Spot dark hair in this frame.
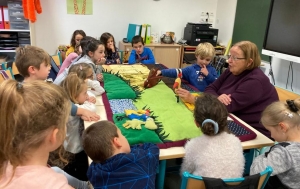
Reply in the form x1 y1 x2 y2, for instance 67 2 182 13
82 121 118 163
100 32 117 53
131 35 144 46
70 30 86 48
77 36 104 60
194 93 228 136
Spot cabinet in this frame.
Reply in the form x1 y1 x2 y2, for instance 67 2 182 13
119 41 182 68
180 45 226 68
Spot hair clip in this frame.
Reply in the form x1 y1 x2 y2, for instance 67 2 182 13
80 65 83 70
16 82 23 91
285 111 293 118
286 99 299 112
202 119 219 134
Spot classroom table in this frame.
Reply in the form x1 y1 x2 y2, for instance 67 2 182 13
84 96 274 189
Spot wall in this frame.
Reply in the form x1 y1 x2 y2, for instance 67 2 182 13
34 0 219 54
215 0 237 47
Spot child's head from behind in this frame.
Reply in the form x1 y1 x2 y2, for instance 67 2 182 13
100 32 116 51
195 42 215 67
68 63 93 80
194 93 228 136
0 80 70 169
15 46 51 80
131 35 144 55
261 99 300 142
82 121 130 163
71 30 86 47
81 36 105 63
60 73 88 104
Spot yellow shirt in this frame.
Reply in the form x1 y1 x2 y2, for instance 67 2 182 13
66 46 75 57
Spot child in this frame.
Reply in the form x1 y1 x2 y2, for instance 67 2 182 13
100 32 120 64
82 120 159 188
181 93 245 178
60 74 96 181
250 99 300 189
128 35 155 64
54 36 106 85
58 43 82 76
157 42 218 93
66 29 86 57
0 80 72 188
69 63 105 96
15 46 51 82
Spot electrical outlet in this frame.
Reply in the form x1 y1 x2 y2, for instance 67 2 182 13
209 12 214 17
201 12 206 16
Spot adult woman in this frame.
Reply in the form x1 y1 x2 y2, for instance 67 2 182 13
178 41 278 138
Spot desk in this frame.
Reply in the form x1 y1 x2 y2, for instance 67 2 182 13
85 96 274 189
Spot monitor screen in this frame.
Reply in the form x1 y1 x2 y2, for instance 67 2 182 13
263 0 300 61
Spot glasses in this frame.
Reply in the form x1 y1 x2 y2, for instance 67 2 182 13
228 55 246 61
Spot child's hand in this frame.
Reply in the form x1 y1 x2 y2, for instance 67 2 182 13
110 44 115 52
116 59 121 64
97 73 103 82
200 64 209 76
96 58 106 65
156 70 162 76
88 96 96 104
81 109 100 121
218 94 231 105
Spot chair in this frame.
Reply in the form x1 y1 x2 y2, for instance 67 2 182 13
0 68 14 83
51 54 62 67
180 166 273 189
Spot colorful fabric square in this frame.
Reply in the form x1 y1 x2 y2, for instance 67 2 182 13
113 114 162 145
109 99 137 114
103 72 137 100
134 81 202 141
228 115 257 142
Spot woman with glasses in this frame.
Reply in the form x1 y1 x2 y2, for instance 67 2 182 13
204 41 278 138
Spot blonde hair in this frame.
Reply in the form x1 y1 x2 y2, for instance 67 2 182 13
233 41 261 69
194 42 215 59
0 80 70 177
68 63 93 80
15 46 50 77
60 73 87 104
261 99 300 128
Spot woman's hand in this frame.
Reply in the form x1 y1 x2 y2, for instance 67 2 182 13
176 88 196 104
218 94 231 105
96 73 103 82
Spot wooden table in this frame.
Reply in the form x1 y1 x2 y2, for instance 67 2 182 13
85 96 274 189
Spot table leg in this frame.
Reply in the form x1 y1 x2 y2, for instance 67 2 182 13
156 160 167 189
244 149 254 176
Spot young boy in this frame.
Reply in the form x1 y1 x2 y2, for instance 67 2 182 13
15 46 99 121
157 42 218 92
82 120 159 188
128 35 156 64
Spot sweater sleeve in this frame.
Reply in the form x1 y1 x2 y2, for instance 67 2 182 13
141 48 155 64
128 50 137 64
205 67 218 84
71 102 78 116
87 79 105 96
76 102 97 113
106 51 120 64
66 46 75 57
161 68 179 78
250 145 292 176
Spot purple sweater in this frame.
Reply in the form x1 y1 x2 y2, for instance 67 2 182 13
205 68 278 138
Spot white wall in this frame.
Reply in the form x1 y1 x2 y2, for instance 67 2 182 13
215 0 237 47
34 0 219 54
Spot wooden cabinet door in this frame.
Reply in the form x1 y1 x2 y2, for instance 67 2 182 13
153 46 181 68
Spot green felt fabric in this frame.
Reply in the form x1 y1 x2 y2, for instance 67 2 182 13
103 73 136 100
113 114 163 145
134 81 202 141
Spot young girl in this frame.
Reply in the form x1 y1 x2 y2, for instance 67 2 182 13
0 80 72 188
66 30 86 57
181 93 245 178
100 32 120 64
60 74 96 180
68 63 105 96
250 99 300 189
54 36 106 85
58 43 82 76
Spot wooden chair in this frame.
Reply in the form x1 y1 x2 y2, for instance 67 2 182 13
275 86 300 101
51 54 62 67
181 166 273 189
12 62 20 75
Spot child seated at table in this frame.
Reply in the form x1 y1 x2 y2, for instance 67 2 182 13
82 120 159 188
250 99 300 189
156 42 218 92
181 93 245 178
128 35 155 64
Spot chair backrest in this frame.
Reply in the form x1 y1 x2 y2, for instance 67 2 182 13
51 54 62 67
181 166 273 189
275 86 300 102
